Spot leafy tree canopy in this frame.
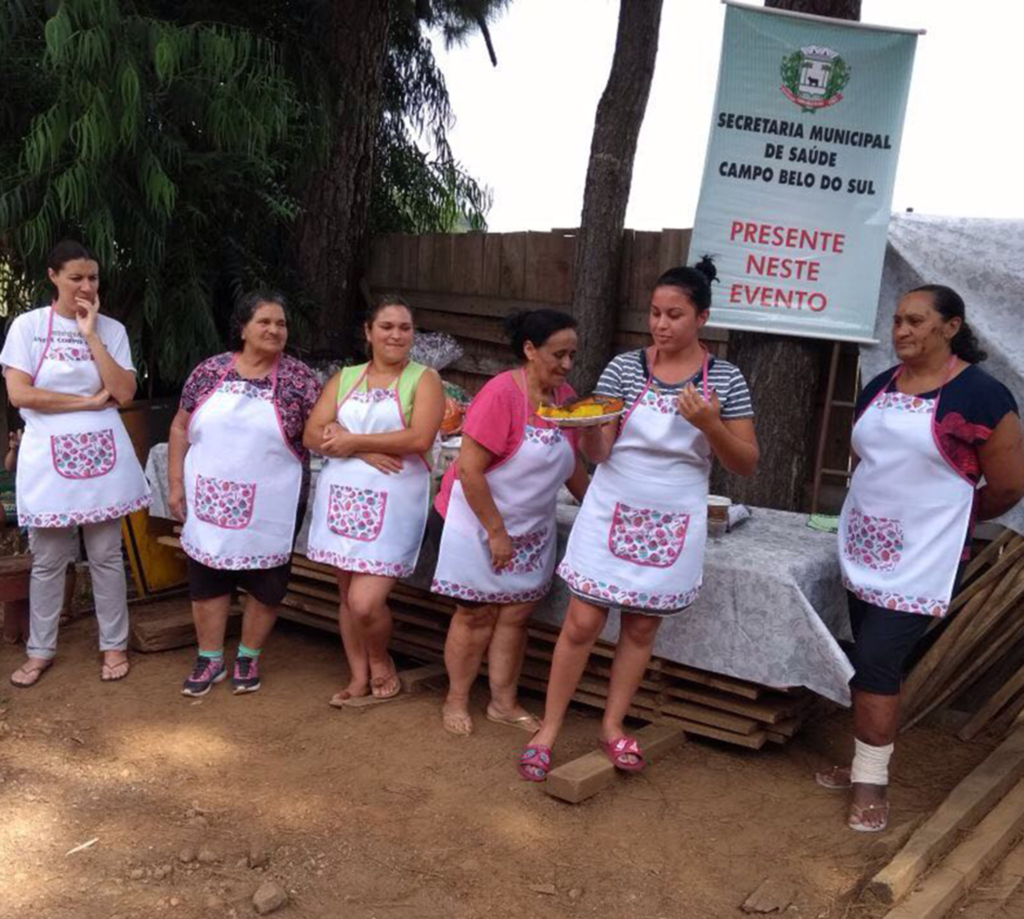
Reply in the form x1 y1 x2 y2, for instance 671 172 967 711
0 0 501 389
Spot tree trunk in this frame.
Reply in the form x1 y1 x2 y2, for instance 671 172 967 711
710 0 860 511
294 1 393 357
570 0 663 394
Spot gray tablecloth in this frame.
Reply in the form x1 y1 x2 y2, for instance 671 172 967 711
145 444 854 704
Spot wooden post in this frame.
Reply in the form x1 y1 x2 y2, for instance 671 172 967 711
810 341 842 514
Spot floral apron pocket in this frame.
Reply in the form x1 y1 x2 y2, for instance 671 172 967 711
497 526 549 576
843 508 904 572
608 502 690 568
194 474 257 530
327 484 387 542
51 429 117 479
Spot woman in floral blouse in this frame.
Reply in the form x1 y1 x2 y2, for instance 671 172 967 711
167 290 320 697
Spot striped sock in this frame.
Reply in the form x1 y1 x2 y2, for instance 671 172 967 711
237 644 261 659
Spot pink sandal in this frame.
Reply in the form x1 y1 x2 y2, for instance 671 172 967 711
518 745 552 782
600 736 645 773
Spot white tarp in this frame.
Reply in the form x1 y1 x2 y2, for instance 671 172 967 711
865 212 1024 534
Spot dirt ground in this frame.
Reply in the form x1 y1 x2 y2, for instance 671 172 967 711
0 611 1000 919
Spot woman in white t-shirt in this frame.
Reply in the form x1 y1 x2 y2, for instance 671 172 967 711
0 240 150 687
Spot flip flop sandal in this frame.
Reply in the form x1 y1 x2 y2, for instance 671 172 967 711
369 657 401 700
443 705 473 736
848 801 890 833
518 745 552 782
100 658 130 682
815 765 852 790
329 689 367 709
599 736 646 773
485 706 541 733
10 661 52 688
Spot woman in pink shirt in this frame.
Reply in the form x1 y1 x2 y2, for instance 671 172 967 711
431 310 589 735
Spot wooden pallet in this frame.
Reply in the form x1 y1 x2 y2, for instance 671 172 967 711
156 539 810 748
902 533 1024 737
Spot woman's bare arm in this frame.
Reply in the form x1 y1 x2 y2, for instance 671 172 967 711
4 368 111 414
976 413 1024 520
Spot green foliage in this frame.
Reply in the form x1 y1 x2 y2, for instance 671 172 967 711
0 0 498 389
372 8 492 234
825 56 851 100
0 0 300 386
780 50 802 93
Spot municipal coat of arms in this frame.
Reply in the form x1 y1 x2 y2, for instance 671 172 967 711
780 45 850 112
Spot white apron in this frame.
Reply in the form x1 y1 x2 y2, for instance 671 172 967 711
432 372 576 605
181 355 302 570
306 367 431 578
16 307 150 528
558 349 712 613
839 359 975 617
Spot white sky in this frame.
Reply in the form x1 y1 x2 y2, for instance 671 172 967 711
432 0 1024 232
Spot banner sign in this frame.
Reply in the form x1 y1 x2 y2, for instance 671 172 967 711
690 2 920 342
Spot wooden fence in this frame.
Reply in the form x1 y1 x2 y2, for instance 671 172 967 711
365 228 858 512
365 228 727 395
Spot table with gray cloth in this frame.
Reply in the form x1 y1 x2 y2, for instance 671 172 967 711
146 443 855 703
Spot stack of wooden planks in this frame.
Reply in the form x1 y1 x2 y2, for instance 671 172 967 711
280 554 811 750
155 534 812 747
902 529 1024 739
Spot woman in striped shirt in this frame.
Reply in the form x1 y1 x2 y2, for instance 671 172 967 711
518 258 759 781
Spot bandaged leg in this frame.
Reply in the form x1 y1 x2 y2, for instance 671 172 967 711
850 738 894 785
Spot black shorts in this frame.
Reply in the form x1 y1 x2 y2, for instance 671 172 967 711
845 565 965 695
187 557 293 607
845 592 932 695
425 506 445 556
186 499 306 607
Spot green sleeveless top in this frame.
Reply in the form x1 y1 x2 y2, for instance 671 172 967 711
336 361 428 425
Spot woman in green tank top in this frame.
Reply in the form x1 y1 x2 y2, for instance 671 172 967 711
304 296 445 705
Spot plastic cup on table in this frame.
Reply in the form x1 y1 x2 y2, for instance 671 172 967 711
707 495 732 540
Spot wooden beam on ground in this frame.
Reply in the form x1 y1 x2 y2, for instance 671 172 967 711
544 722 686 804
956 837 1024 919
129 597 239 652
868 726 1024 906
882 776 1024 919
958 659 1024 741
398 662 447 694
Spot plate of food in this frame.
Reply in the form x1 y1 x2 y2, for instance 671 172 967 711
536 395 625 427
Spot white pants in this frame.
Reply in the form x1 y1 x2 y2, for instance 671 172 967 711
27 518 129 659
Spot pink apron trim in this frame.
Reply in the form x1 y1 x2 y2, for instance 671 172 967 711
186 354 237 435
620 347 710 428
482 369 560 475
188 353 299 463
870 356 972 486
337 364 371 405
267 356 302 464
50 429 118 479
338 363 430 471
391 365 432 472
30 306 56 383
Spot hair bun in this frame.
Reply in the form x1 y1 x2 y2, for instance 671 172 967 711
502 310 528 340
693 255 718 284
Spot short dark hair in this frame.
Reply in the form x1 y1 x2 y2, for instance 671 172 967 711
230 289 287 350
907 284 987 364
46 239 97 274
653 255 718 314
503 309 576 360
